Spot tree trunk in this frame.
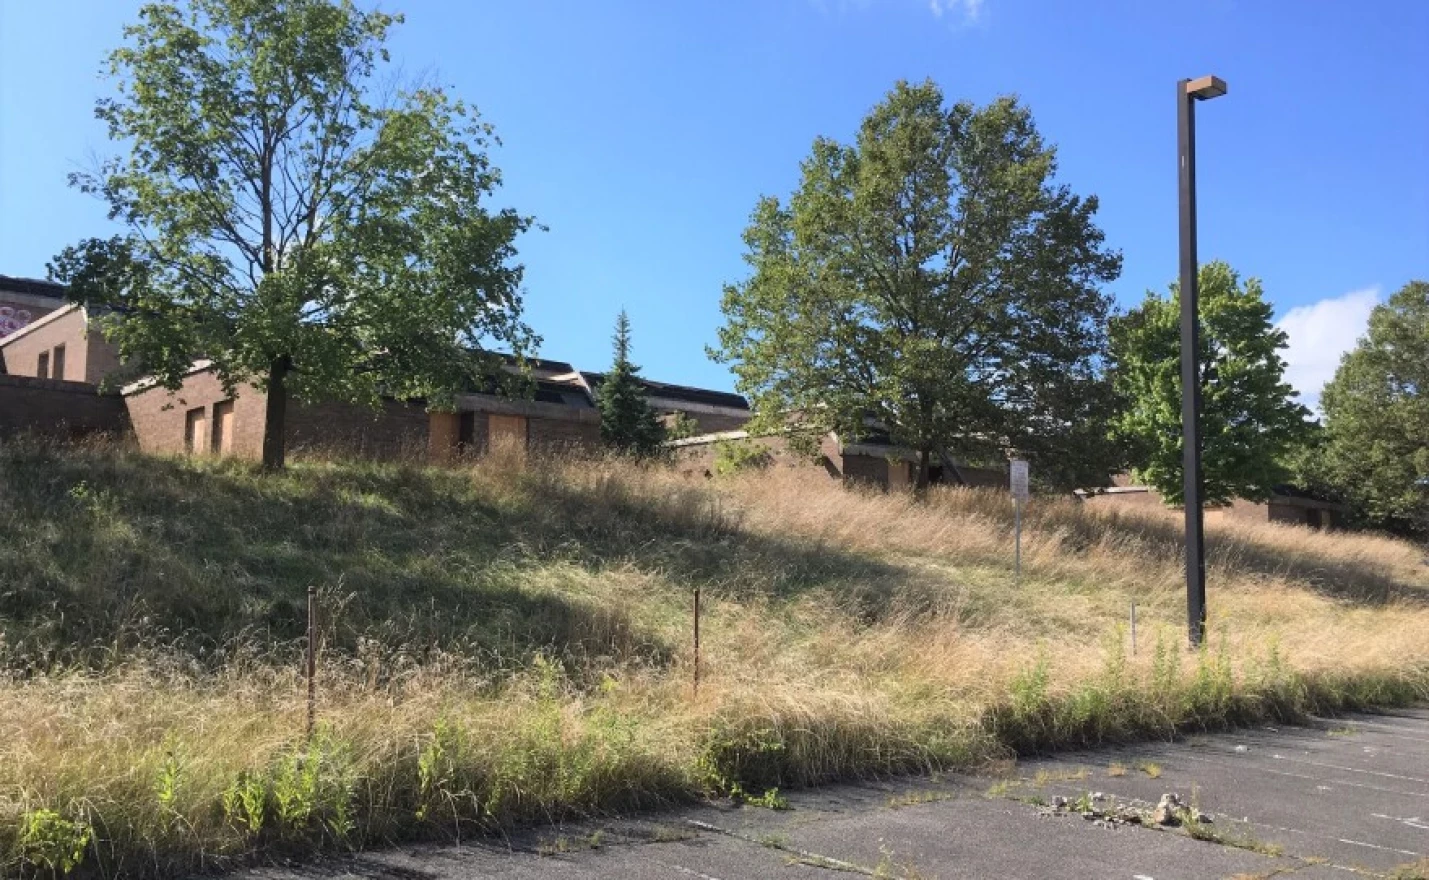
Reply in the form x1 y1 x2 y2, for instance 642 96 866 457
915 446 931 496
262 355 291 471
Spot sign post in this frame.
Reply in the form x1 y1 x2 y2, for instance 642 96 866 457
1010 459 1029 582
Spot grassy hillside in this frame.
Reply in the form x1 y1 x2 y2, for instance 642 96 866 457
3 437 1428 877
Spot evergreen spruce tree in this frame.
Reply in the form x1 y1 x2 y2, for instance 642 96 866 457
598 311 665 456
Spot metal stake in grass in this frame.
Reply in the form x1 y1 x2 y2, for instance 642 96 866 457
692 586 701 696
306 585 317 737
1130 602 1138 656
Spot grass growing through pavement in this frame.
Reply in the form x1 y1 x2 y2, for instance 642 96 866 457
2 436 1428 877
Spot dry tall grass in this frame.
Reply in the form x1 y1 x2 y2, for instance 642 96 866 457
2 438 1427 877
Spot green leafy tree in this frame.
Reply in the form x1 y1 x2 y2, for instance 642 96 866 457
52 0 536 469
597 310 664 456
710 80 1123 492
1109 262 1311 506
1319 280 1429 535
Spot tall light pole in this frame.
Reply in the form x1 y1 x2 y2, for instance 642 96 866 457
1178 74 1226 648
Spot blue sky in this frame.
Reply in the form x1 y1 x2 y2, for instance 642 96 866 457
2 0 1426 403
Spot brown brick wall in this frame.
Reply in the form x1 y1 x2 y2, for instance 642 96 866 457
955 465 1008 489
529 416 601 452
124 370 267 458
842 452 890 487
0 308 87 380
0 374 129 438
84 327 126 386
0 307 125 385
128 368 433 461
461 411 490 454
286 398 429 459
1081 489 1168 513
670 410 750 434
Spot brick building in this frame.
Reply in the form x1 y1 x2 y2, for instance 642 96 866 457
121 361 603 461
0 272 748 464
0 374 130 439
0 274 68 343
671 428 1007 491
555 371 751 434
0 303 127 385
0 281 133 441
1078 476 1349 530
119 354 748 462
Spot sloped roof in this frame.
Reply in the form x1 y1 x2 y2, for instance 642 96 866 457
579 371 748 410
497 352 575 375
0 274 67 300
465 370 593 408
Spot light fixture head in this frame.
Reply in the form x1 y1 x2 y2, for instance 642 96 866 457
1185 75 1228 100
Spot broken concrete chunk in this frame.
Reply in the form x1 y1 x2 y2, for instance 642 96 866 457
1151 793 1183 826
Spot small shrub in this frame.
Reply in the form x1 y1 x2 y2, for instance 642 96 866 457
713 441 773 477
154 747 183 814
19 808 91 876
222 770 267 836
416 716 469 822
271 726 357 842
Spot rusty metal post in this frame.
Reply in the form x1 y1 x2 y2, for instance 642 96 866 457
692 586 701 696
306 585 317 737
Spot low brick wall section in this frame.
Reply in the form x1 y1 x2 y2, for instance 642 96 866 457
287 398 430 459
124 370 268 458
0 375 130 439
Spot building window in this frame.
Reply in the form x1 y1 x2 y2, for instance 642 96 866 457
185 407 209 454
212 400 235 455
37 351 49 379
51 344 66 381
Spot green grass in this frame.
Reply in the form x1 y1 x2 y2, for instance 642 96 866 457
2 436 1428 878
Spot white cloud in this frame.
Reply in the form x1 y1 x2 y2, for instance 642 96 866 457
811 0 985 24
929 0 983 22
1276 287 1380 411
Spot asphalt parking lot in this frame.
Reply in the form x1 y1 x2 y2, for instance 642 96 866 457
237 708 1429 879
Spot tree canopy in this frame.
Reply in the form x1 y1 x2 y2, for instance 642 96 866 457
1318 280 1429 535
596 310 665 457
53 0 536 468
710 80 1123 492
1108 262 1311 506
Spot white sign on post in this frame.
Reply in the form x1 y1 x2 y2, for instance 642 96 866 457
1010 459 1029 583
1010 459 1030 502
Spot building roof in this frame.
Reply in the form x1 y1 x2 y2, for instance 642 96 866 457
465 371 594 408
497 353 575 375
532 378 594 408
578 371 749 411
0 274 67 300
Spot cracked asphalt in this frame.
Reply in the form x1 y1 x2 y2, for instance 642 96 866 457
233 708 1429 879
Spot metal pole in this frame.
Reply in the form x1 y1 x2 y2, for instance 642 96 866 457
1014 498 1022 582
306 585 317 737
1130 602 1138 656
692 586 701 696
1178 80 1207 649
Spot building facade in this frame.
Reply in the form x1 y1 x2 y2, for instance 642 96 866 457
0 275 68 343
0 304 126 385
1079 478 1349 530
670 429 1007 492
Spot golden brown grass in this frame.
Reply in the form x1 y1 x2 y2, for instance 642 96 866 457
1 439 1427 877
